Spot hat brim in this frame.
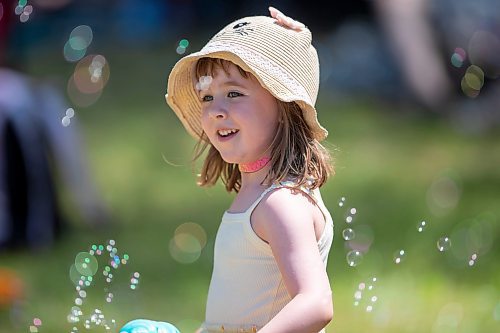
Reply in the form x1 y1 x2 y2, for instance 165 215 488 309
166 49 328 142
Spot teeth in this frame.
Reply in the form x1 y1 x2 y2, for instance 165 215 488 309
218 129 238 137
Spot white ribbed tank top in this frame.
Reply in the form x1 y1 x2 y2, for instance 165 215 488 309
201 182 334 333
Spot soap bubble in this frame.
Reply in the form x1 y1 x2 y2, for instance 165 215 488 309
346 250 363 267
468 253 478 266
437 236 452 252
393 249 406 264
417 220 427 232
342 228 355 241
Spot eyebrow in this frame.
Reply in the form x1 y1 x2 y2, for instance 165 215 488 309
221 80 247 88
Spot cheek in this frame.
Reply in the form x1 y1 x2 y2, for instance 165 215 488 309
259 105 280 133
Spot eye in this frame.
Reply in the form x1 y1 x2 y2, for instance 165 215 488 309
201 95 213 102
228 91 243 98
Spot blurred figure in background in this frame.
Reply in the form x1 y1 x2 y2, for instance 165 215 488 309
0 0 109 251
315 0 500 133
373 0 500 132
373 0 454 113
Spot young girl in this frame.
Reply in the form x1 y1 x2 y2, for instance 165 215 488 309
166 7 334 333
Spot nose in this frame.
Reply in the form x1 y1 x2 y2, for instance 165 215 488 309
206 100 227 120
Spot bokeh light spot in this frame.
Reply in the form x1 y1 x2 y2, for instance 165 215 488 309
460 76 480 98
75 252 98 276
179 39 189 48
427 171 461 216
63 25 93 62
176 38 190 55
64 40 87 62
67 53 107 108
170 233 202 264
464 65 484 90
346 224 374 253
69 25 93 49
66 107 75 118
169 221 207 263
451 53 464 68
73 54 110 94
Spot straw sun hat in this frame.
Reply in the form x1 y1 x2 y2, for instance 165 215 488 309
165 8 328 141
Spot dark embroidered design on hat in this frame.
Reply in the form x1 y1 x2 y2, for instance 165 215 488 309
232 21 254 36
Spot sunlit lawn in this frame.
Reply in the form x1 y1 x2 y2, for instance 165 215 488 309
1 47 499 333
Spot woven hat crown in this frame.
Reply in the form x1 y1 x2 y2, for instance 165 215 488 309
166 15 328 141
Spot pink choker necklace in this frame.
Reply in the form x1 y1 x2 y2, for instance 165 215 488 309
239 156 271 173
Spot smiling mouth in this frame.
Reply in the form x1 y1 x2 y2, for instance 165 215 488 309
217 129 239 137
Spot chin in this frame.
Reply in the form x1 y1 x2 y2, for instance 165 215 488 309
218 152 242 165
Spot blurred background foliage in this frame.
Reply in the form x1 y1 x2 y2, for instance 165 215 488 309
0 1 499 333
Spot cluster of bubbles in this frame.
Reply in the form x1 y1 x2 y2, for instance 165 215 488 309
130 272 140 290
15 0 33 23
62 24 110 109
29 318 42 333
169 222 207 264
83 309 115 330
65 240 138 331
339 197 363 267
176 39 190 55
61 108 75 127
353 278 378 313
452 30 500 98
334 194 477 317
339 194 495 325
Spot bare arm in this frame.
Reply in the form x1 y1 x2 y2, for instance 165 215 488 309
252 189 333 333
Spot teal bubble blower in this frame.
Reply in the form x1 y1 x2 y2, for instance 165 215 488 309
119 319 180 333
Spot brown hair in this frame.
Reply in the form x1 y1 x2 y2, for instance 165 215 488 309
193 58 333 193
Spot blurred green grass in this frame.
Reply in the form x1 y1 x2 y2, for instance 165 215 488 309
1 46 499 333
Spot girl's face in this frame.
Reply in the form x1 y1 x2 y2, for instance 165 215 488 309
199 63 279 164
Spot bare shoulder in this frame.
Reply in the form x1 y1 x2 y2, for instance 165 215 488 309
251 187 317 242
259 187 316 216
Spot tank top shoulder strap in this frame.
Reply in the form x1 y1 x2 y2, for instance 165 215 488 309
246 181 320 215
245 183 282 214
